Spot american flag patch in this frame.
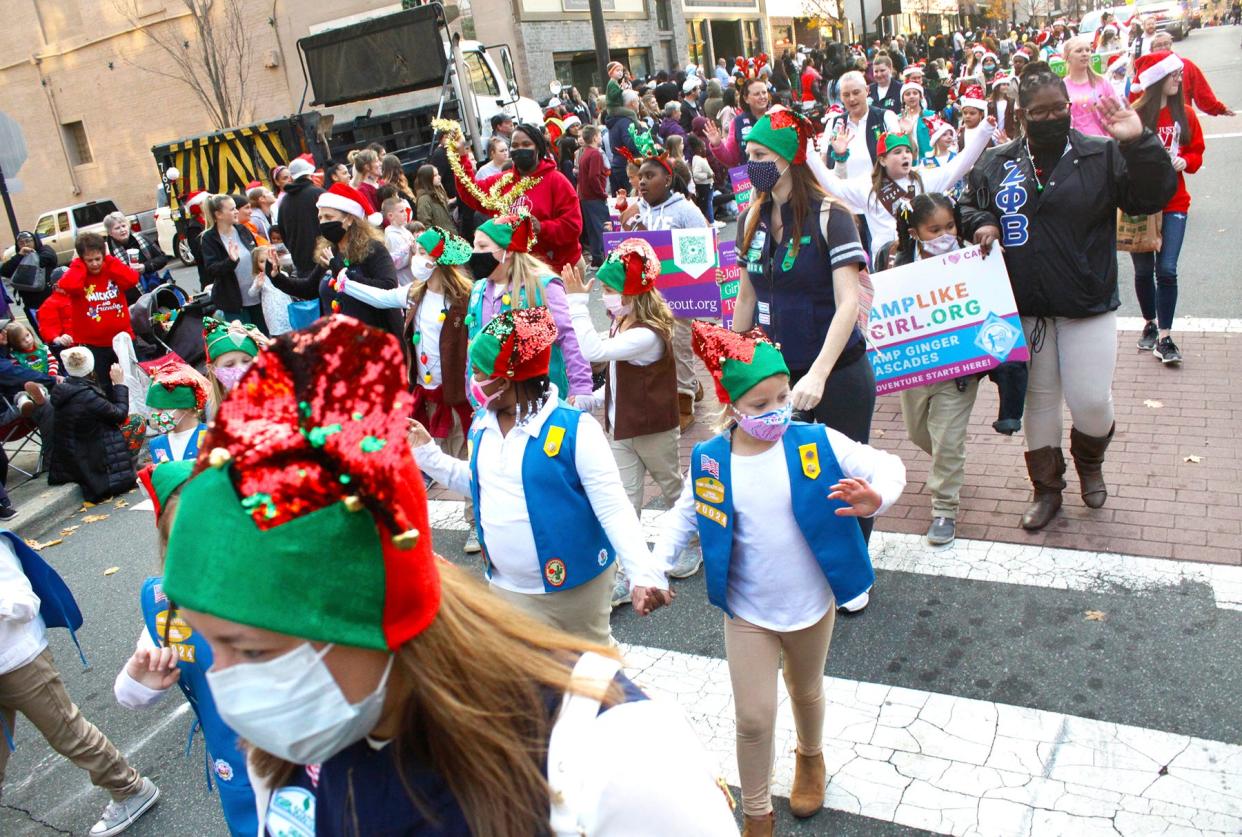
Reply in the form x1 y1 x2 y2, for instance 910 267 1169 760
700 454 720 479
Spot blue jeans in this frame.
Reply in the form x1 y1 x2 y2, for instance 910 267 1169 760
1130 212 1187 331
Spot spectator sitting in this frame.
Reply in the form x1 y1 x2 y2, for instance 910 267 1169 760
47 347 135 503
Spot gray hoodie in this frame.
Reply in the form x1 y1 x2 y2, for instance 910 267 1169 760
636 192 707 231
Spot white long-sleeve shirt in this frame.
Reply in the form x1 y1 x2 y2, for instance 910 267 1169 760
818 122 993 259
414 385 667 593
650 425 906 631
567 296 664 428
0 538 46 675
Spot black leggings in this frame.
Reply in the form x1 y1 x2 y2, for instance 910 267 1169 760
791 353 877 542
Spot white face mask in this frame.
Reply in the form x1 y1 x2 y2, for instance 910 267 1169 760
920 233 959 256
206 643 393 765
411 258 436 281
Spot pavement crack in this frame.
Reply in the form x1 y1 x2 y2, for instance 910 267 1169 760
1 802 76 836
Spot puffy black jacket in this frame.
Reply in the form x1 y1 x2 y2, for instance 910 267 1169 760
270 238 404 338
48 378 136 503
958 129 1176 319
276 178 326 276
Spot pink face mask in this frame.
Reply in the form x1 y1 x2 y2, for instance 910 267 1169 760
469 376 502 409
214 362 251 392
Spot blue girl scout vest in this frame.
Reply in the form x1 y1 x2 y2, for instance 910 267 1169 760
141 577 257 836
467 402 615 592
148 424 207 464
467 276 568 396
690 423 875 616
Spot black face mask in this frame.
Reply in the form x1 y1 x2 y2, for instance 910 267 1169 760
318 220 347 244
511 148 538 172
470 250 501 278
1025 115 1071 150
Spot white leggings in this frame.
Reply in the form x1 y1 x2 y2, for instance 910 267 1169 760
1021 312 1116 450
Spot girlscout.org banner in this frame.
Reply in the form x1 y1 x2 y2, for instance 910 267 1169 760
868 245 1028 395
603 229 720 319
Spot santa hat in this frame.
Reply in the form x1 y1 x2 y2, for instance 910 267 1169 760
927 117 957 146
146 358 209 413
1132 51 1184 93
691 321 789 405
61 346 95 378
203 317 261 364
287 153 316 180
477 210 537 253
876 132 915 157
469 307 557 381
164 317 439 652
137 461 194 521
597 238 660 297
959 84 988 111
900 81 926 105
317 182 378 224
417 227 473 266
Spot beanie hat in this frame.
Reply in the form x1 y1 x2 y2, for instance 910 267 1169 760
163 317 440 652
469 307 557 381
203 317 261 363
744 106 814 164
478 210 537 253
959 84 988 111
691 321 789 404
597 238 660 297
137 460 194 520
876 132 915 157
1132 51 1184 93
146 358 209 412
317 182 376 221
287 154 316 180
61 346 95 378
416 227 473 265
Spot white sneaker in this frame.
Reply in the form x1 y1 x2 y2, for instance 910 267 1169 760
611 574 632 608
668 547 703 579
90 778 159 836
463 531 481 554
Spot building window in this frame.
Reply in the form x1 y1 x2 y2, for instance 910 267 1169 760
654 0 671 30
62 121 93 166
687 19 704 66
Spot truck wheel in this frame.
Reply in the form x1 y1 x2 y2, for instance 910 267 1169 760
175 233 195 267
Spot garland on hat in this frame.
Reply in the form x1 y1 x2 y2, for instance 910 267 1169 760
433 118 541 214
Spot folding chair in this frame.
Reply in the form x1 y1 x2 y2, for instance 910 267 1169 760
0 395 46 486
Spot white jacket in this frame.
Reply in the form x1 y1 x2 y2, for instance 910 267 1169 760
0 537 48 675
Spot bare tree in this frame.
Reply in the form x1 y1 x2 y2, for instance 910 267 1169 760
113 0 252 129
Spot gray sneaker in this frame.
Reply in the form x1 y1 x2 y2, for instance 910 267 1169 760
668 547 703 579
926 516 956 546
90 778 159 836
610 571 632 608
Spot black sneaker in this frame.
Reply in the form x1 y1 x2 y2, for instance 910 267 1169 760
0 506 16 521
1137 321 1159 351
1154 336 1182 364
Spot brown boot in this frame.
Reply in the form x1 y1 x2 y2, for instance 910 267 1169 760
789 750 825 817
678 392 696 431
1070 424 1114 509
741 812 775 837
1021 446 1066 531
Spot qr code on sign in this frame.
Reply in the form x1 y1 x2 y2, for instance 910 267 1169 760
677 235 708 264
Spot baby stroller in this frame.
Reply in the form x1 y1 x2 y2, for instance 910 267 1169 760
128 282 211 369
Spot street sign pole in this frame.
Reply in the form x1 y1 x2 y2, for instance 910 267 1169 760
588 0 611 89
0 162 19 242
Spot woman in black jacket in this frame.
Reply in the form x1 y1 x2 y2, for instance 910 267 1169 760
0 230 57 332
48 348 136 503
200 194 267 332
959 62 1177 532
270 183 404 337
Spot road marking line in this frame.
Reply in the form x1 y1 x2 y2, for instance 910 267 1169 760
1116 317 1242 334
427 500 1242 609
622 643 1242 836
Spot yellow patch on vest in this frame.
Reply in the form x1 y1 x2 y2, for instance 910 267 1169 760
694 477 726 504
543 425 566 457
799 443 821 480
695 501 728 527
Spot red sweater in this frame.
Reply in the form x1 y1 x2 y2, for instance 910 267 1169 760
454 156 584 271
36 288 75 344
1154 107 1204 214
56 255 138 347
1182 58 1229 117
576 145 609 202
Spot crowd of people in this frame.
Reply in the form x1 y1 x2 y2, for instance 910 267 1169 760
0 11 1233 837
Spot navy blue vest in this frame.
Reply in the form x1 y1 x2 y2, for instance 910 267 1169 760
690 424 875 616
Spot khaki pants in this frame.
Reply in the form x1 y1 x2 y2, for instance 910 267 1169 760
489 563 617 646
609 429 684 514
673 319 698 397
899 378 980 518
723 610 835 817
0 649 142 800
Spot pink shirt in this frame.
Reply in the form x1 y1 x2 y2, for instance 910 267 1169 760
1065 76 1118 137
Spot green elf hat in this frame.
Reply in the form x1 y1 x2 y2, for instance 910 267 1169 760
876 132 915 157
145 358 209 413
597 238 660 297
417 227 473 266
163 316 440 652
691 320 789 404
745 106 814 164
137 460 195 520
203 317 261 364
477 210 537 254
469 307 557 381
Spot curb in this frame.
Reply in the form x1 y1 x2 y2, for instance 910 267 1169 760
7 480 83 540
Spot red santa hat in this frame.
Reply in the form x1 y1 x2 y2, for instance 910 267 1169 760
959 85 988 112
317 183 381 226
1131 51 1184 93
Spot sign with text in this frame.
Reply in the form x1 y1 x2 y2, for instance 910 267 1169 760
867 245 1027 395
717 240 739 330
728 166 753 214
603 228 721 319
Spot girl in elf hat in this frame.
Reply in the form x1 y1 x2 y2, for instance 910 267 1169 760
560 240 703 607
468 211 594 400
144 359 209 464
163 316 732 835
412 307 672 643
650 321 905 837
202 317 265 420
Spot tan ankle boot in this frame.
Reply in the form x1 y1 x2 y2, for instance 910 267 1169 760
789 751 826 817
741 811 775 837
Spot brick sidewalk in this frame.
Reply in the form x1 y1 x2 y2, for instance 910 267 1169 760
431 329 1242 565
